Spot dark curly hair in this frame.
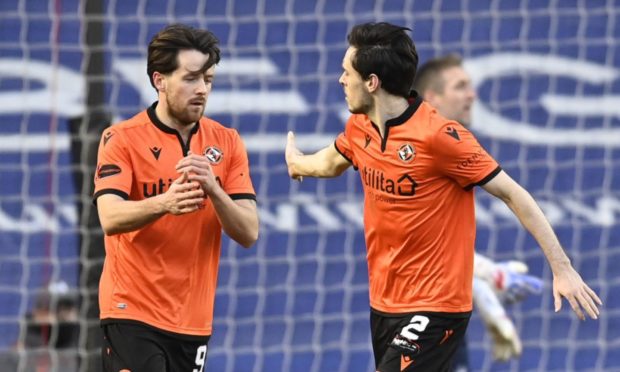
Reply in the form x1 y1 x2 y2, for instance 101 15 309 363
347 22 418 98
147 24 220 91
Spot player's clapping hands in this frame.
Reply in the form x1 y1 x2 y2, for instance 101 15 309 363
176 151 220 196
162 171 204 215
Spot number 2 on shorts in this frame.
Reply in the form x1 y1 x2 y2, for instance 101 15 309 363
400 315 430 341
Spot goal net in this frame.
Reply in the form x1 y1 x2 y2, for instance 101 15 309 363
0 0 618 371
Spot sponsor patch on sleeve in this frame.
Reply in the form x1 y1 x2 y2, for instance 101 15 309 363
97 164 122 179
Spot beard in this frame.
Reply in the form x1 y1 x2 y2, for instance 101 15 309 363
346 90 372 115
166 95 205 126
349 102 371 115
348 98 372 115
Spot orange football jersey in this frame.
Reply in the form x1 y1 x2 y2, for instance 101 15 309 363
94 103 255 336
335 96 500 314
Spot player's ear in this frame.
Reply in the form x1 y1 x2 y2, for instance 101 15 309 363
366 74 380 93
153 71 166 93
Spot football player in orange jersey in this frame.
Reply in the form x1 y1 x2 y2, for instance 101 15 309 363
94 24 258 372
285 22 600 372
415 54 544 370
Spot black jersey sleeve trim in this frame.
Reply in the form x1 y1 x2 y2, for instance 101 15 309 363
93 189 129 205
333 142 358 171
464 166 502 191
230 193 257 201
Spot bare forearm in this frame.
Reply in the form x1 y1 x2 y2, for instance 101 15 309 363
289 147 349 178
484 171 601 320
290 154 333 177
97 175 204 235
208 187 258 248
98 195 166 235
502 186 571 273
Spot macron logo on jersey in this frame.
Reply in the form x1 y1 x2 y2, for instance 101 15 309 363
103 132 114 146
445 126 460 141
150 146 162 160
364 134 371 149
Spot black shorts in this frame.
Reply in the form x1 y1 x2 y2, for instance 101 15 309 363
370 309 471 372
102 321 211 372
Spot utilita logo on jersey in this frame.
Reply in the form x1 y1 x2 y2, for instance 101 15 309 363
143 178 177 198
142 177 222 198
362 166 418 197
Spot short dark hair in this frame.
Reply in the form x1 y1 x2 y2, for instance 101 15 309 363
147 24 221 90
413 54 463 95
347 22 418 98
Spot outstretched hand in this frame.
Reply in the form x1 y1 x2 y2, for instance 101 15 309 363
285 131 303 182
553 265 602 320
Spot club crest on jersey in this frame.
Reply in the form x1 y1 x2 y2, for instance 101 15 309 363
203 146 224 164
397 143 415 163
